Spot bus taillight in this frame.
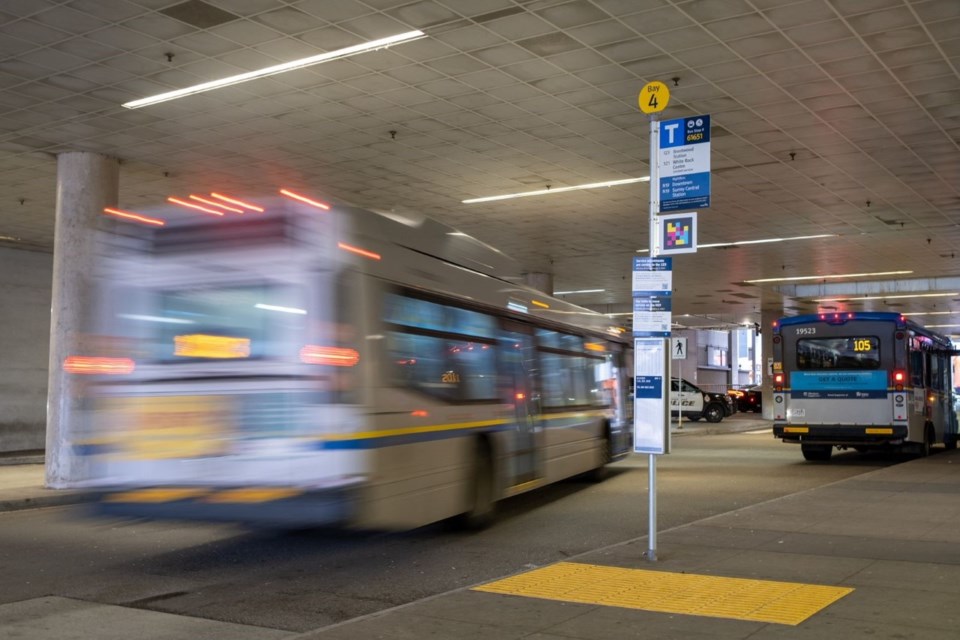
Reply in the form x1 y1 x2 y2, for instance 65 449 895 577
774 373 784 391
63 356 135 375
299 345 359 366
893 370 905 391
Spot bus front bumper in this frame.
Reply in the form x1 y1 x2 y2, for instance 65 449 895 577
90 485 359 528
773 424 908 446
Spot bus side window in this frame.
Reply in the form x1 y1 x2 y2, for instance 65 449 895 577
910 350 923 387
930 353 943 391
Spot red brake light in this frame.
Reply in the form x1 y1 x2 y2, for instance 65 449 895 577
893 370 905 390
63 356 135 375
300 345 359 366
774 373 784 390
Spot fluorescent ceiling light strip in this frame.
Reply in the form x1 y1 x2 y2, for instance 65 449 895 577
701 234 836 249
463 177 649 204
746 270 913 284
123 30 426 109
636 233 835 253
903 311 954 316
555 289 605 295
926 324 960 328
814 292 959 302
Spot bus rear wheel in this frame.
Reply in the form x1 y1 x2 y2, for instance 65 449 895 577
454 440 495 530
801 444 832 462
585 429 611 482
919 424 934 458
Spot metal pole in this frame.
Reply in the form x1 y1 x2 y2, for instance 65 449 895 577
648 453 657 560
647 114 659 562
677 359 682 429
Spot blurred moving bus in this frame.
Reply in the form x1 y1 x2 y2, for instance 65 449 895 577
772 312 959 461
75 190 632 529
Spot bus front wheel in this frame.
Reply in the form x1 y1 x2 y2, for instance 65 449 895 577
801 444 832 462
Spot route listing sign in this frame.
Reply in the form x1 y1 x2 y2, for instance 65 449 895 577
632 256 672 338
659 114 711 212
633 338 670 455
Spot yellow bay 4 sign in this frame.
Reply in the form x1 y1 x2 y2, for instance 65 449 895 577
638 81 670 115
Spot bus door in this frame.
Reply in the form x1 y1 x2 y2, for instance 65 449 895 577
950 351 960 444
927 350 952 441
500 322 541 486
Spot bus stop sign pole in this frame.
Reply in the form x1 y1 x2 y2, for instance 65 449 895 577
637 81 671 562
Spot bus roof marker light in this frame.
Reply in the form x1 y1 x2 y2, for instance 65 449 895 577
280 189 330 210
103 207 165 227
210 193 265 212
337 241 381 261
189 195 243 213
168 197 224 216
121 30 427 109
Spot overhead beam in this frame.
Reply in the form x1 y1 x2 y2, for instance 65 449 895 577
777 277 960 299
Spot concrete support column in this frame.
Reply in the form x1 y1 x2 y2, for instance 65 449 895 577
760 307 782 421
523 271 553 295
46 152 119 488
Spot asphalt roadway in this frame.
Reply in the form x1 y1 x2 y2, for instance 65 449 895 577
0 414 957 639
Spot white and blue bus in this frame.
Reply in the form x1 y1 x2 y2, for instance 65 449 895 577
72 189 632 529
772 312 959 461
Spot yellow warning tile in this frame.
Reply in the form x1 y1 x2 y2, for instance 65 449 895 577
472 562 853 626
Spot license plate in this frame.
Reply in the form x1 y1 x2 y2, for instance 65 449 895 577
114 396 230 459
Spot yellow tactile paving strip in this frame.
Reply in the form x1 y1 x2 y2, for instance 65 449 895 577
472 562 853 626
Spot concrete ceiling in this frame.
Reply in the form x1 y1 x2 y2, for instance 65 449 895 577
1 0 958 331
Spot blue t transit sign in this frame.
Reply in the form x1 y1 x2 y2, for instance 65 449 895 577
659 115 711 212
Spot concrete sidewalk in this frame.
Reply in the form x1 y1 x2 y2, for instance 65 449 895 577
291 447 960 640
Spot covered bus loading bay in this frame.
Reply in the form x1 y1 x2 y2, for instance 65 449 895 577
0 0 958 476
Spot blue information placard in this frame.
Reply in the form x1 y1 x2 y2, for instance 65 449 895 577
789 370 888 399
659 114 710 213
635 375 663 399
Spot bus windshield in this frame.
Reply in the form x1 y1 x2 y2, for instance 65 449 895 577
796 336 880 370
115 284 307 363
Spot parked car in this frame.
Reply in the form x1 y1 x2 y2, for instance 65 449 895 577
671 378 735 423
728 385 762 413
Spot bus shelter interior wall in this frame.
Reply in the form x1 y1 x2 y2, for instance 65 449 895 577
0 247 52 452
